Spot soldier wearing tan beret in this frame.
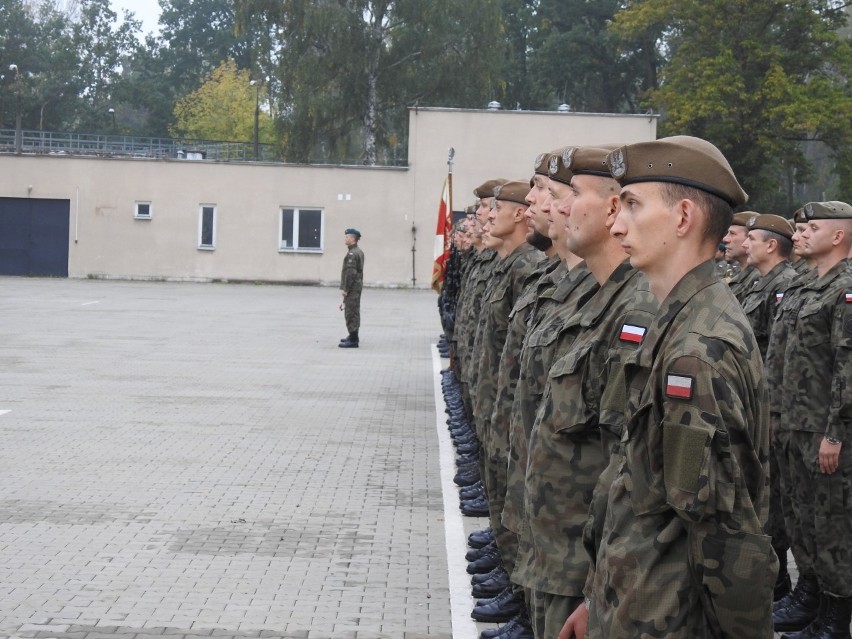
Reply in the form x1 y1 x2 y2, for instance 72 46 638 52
564 136 776 639
723 211 760 301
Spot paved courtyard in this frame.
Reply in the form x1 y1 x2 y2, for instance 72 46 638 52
0 278 474 639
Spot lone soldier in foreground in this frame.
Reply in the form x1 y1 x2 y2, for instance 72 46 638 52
563 136 776 639
339 228 364 348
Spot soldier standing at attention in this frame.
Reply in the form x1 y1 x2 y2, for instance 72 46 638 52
723 211 761 301
339 228 364 348
563 136 776 639
770 201 852 639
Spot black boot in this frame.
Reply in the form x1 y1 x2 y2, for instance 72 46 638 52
339 332 359 348
810 595 852 639
775 548 793 602
781 594 829 639
774 574 821 632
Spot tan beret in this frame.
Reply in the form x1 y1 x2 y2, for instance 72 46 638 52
793 208 808 224
732 211 758 227
547 147 574 185
561 144 620 177
474 178 508 199
465 204 476 216
494 180 530 206
605 135 748 207
746 214 794 239
803 201 852 220
533 152 552 176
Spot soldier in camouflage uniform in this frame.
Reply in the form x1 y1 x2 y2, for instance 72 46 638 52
509 147 657 639
770 201 852 639
564 136 776 639
723 212 761 302
339 228 364 348
737 213 798 602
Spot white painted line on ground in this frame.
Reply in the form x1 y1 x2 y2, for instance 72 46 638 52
80 301 100 306
0 410 11 417
432 347 479 639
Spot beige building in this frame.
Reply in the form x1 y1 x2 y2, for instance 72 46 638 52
0 107 657 287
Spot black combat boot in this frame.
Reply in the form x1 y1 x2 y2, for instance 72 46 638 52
774 574 821 632
810 595 852 639
338 332 359 348
775 548 792 602
781 594 829 639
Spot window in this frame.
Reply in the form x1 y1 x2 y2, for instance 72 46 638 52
198 205 216 249
135 202 152 219
280 208 323 252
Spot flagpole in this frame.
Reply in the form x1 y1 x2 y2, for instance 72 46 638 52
447 147 454 225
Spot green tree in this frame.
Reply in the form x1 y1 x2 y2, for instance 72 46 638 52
170 58 274 143
235 0 505 164
614 0 851 208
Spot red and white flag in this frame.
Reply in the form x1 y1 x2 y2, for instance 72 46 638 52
431 176 452 293
665 374 694 399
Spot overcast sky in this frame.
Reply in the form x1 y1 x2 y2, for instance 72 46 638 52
112 0 161 37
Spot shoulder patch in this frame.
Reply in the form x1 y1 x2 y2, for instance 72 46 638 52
775 292 784 302
665 374 694 400
619 324 646 344
846 292 852 303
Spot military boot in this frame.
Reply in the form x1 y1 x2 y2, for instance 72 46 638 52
810 595 852 639
338 332 359 348
781 594 829 639
774 574 821 632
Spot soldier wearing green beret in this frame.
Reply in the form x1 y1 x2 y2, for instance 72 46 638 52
564 135 776 639
770 200 852 638
338 228 364 348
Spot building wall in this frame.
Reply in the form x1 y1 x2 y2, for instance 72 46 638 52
0 108 657 287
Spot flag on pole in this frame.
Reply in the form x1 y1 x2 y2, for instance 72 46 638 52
431 175 453 293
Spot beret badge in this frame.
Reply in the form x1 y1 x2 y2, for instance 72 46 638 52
608 148 626 178
548 155 559 176
561 147 576 169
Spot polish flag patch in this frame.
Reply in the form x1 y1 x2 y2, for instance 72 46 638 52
846 292 852 303
665 374 694 400
775 292 784 302
619 324 646 344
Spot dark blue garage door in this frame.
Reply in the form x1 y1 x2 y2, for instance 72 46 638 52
0 198 70 277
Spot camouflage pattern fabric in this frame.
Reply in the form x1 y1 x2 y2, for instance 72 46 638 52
514 263 657 598
775 259 852 595
486 254 562 575
529 590 582 639
728 263 760 302
587 260 776 639
739 260 797 360
470 243 541 520
766 266 818 573
502 264 598 537
340 244 364 332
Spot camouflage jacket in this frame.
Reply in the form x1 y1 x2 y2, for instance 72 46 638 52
340 245 364 293
471 243 542 444
455 249 497 386
487 255 563 462
502 263 598 536
587 260 775 639
739 260 797 360
728 264 759 302
765 267 817 406
772 259 852 438
514 262 657 596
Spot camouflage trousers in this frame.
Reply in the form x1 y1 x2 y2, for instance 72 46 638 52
786 431 852 596
767 438 790 550
344 290 361 333
482 453 519 576
529 590 582 639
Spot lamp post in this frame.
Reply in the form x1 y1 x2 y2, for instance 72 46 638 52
9 64 21 153
108 107 116 132
249 80 260 161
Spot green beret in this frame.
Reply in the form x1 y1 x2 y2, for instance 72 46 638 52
561 144 620 177
732 211 758 227
344 228 361 239
803 201 852 220
473 178 508 199
746 214 794 239
494 180 530 206
547 147 574 185
533 152 552 176
605 135 748 207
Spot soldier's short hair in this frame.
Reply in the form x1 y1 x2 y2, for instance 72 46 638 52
659 182 733 245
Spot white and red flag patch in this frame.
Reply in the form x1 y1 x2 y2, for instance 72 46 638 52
665 374 694 400
619 324 646 344
775 292 784 303
845 292 852 303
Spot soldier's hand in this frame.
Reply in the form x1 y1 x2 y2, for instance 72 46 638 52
559 605 588 639
819 437 841 474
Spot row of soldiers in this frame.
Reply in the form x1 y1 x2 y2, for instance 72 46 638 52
440 135 852 639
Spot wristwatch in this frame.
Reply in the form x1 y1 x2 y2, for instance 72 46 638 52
825 436 842 446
